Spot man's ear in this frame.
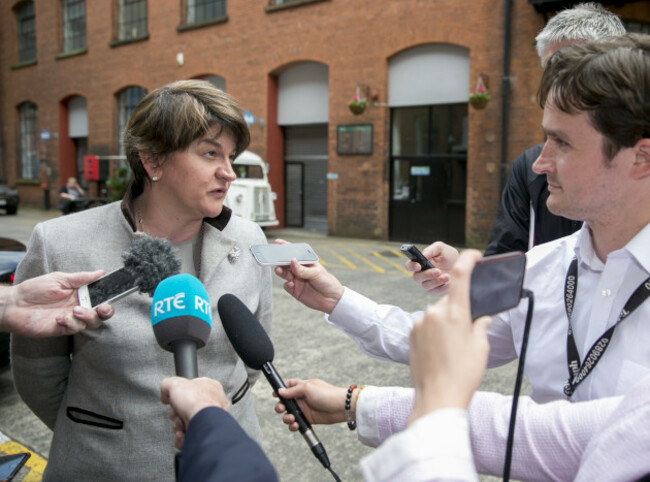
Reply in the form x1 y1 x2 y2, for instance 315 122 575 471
631 138 650 180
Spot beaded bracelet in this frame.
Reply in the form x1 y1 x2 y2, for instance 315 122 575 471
345 384 357 430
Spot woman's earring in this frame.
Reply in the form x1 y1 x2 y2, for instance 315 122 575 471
152 176 158 182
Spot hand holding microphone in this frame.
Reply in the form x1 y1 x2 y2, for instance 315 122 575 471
218 294 340 480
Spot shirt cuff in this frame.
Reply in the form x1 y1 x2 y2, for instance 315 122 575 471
326 287 379 333
360 408 478 482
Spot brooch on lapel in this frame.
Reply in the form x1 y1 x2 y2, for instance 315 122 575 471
228 246 241 264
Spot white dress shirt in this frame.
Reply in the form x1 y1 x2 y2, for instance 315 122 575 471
357 384 626 481
327 223 650 403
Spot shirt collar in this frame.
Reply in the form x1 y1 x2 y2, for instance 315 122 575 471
574 222 650 275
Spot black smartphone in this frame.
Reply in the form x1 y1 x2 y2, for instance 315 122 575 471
400 244 434 271
77 268 136 308
0 452 31 481
470 252 526 319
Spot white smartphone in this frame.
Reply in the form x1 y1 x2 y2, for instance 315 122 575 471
250 243 319 266
77 268 137 308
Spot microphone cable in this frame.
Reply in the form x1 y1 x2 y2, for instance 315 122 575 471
502 289 534 482
328 466 341 481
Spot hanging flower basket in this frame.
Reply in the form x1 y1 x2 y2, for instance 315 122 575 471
469 75 490 110
469 93 490 110
348 95 368 115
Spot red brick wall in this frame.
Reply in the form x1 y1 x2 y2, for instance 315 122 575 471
2 0 639 243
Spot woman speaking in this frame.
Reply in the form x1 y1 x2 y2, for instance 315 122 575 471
11 80 273 480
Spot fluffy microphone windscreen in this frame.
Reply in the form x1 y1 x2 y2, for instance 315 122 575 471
218 293 274 370
151 274 212 350
122 235 181 296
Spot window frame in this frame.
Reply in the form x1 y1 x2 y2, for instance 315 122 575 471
61 0 87 54
18 102 39 180
14 1 36 64
113 0 148 46
116 86 147 154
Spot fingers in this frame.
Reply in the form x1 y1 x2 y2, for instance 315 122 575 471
65 270 106 289
160 377 180 405
446 250 482 316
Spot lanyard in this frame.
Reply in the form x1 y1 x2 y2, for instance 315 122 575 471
563 257 650 398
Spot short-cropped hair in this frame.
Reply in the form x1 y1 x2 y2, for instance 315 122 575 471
535 2 625 64
538 33 650 161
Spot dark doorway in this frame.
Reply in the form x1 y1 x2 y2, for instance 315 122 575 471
389 103 467 245
285 162 304 227
283 124 328 232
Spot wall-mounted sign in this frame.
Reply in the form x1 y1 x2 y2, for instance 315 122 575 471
337 124 373 155
410 166 431 176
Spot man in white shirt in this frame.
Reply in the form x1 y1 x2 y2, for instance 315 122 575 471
276 33 650 406
275 249 649 481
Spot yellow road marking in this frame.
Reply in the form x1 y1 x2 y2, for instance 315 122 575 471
0 440 46 481
341 246 384 273
324 247 357 269
372 250 410 275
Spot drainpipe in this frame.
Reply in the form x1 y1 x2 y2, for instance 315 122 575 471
500 0 513 193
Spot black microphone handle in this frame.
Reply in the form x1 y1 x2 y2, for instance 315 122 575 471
262 361 331 469
171 339 198 379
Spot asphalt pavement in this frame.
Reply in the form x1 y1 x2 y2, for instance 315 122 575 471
0 207 523 481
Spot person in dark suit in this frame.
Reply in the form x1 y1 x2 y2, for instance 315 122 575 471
160 377 278 482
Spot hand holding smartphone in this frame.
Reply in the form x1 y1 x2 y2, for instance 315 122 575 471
400 244 435 271
469 252 526 319
250 243 319 266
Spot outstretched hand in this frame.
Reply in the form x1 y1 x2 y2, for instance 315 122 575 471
405 241 460 295
274 378 348 431
2 270 114 337
273 239 344 314
160 377 230 450
408 249 491 424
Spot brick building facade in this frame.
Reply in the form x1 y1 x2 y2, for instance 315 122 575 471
1 0 648 246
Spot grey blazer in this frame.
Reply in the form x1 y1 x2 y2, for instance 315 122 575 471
11 202 273 481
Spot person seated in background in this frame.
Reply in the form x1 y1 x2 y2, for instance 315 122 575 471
59 176 86 214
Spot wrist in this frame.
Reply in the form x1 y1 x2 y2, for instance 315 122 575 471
0 285 16 333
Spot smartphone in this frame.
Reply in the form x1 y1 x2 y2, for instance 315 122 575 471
250 243 319 266
470 251 526 319
400 244 434 271
0 452 31 481
77 267 136 308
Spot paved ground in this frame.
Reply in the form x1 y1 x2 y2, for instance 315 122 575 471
0 207 525 481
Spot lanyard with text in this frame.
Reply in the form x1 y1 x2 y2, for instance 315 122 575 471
563 257 650 398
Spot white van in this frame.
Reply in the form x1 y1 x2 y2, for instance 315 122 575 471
225 150 279 228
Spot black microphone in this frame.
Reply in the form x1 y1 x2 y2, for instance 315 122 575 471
150 274 212 378
218 293 335 473
77 235 182 308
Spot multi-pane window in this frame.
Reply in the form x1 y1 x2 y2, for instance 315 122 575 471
186 0 226 25
19 102 39 180
117 86 147 153
15 1 36 63
117 0 147 41
62 0 86 52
